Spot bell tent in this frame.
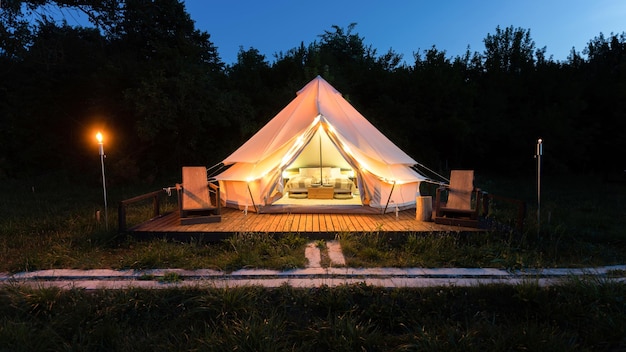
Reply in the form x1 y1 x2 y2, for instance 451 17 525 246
213 76 427 213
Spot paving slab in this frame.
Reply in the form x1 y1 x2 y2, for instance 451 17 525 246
304 242 321 268
8 276 625 290
326 240 346 266
2 265 625 290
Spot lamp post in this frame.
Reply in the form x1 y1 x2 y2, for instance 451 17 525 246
536 138 543 234
96 132 108 229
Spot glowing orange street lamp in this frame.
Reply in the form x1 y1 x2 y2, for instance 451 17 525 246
96 132 108 229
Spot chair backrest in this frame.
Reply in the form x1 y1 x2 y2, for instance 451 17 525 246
446 170 474 210
181 166 212 210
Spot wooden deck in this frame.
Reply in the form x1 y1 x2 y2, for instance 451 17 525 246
128 207 482 241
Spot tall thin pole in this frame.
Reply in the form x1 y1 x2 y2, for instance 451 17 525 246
97 132 108 230
536 138 542 234
318 126 323 183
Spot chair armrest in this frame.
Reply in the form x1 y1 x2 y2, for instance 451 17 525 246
175 183 183 212
434 186 447 216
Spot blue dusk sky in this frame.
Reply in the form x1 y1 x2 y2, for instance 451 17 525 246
182 0 626 65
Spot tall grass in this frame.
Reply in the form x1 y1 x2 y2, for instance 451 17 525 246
0 177 308 273
340 173 626 269
1 280 624 351
1 172 623 351
340 228 626 269
477 172 626 240
1 173 624 273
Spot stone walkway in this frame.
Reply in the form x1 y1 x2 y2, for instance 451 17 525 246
1 241 624 290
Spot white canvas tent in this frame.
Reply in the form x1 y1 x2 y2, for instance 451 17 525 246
214 76 427 213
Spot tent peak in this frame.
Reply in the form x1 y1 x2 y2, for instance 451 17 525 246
296 75 341 97
220 75 421 170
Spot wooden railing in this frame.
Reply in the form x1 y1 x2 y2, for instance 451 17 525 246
118 189 167 232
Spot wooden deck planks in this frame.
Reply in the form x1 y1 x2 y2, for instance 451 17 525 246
267 212 282 232
345 213 364 232
128 207 479 237
319 214 329 232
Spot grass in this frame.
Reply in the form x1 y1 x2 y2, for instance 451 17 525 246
0 173 624 274
0 177 308 273
315 239 333 268
158 271 182 283
1 173 625 350
339 229 626 269
0 279 625 351
476 172 626 240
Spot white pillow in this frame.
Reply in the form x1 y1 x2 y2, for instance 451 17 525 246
299 168 320 178
320 167 333 179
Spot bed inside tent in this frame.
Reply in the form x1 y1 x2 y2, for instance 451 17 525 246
273 125 362 208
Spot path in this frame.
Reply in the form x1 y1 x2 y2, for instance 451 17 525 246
1 242 624 289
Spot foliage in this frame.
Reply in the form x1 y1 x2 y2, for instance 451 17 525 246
158 271 181 283
0 281 625 351
0 176 309 273
340 173 626 270
340 229 626 270
1 2 626 182
483 25 538 73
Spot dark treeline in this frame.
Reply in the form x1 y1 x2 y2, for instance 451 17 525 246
1 0 625 185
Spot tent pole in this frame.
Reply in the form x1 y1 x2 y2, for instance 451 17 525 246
247 183 258 213
319 127 323 183
382 181 396 214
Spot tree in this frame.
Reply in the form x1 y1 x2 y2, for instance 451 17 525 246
316 23 376 89
0 0 230 180
1 19 108 178
580 32 626 171
3 7 625 181
115 0 227 173
470 26 542 171
483 25 536 74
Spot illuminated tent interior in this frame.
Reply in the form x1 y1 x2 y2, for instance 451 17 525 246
214 76 427 213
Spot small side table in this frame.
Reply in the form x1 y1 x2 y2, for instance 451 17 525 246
308 187 334 199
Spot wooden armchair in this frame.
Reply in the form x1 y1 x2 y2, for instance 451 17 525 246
434 170 484 227
176 166 221 225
